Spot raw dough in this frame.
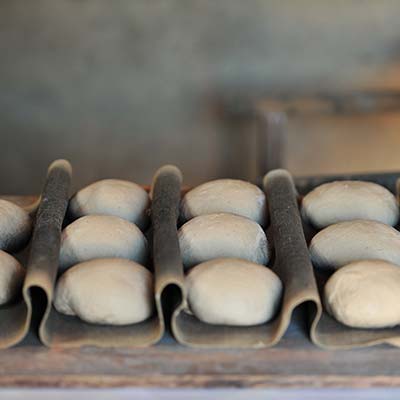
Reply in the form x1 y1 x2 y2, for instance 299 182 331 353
0 250 24 305
54 258 154 325
178 213 269 269
69 179 150 229
181 179 267 226
186 258 282 326
59 215 148 271
0 199 31 252
302 180 399 229
325 260 400 328
310 220 400 270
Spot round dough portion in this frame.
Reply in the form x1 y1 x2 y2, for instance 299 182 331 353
186 258 282 326
178 213 269 269
0 250 24 305
181 179 267 226
302 180 399 229
310 220 400 270
59 215 148 272
54 258 154 325
69 179 150 229
0 200 31 252
325 260 400 328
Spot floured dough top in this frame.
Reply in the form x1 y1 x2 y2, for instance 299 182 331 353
0 200 31 252
54 258 154 325
181 179 267 226
69 179 150 229
0 250 24 305
186 258 282 326
302 180 399 228
324 260 400 328
310 219 400 270
178 213 269 269
59 215 148 271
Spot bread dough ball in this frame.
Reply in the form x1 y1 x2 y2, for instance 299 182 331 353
178 213 269 269
186 258 282 326
0 250 24 305
54 258 154 325
325 260 400 328
181 179 267 226
69 179 150 229
59 215 148 271
302 180 399 229
310 220 400 270
0 200 31 252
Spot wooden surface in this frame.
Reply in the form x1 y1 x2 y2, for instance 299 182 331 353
0 309 398 389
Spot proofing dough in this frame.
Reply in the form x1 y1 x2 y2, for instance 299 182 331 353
310 220 400 270
302 180 399 228
325 260 400 328
54 258 154 325
0 250 24 305
178 213 269 269
69 179 150 229
181 179 267 226
59 215 148 271
186 258 282 326
0 200 31 252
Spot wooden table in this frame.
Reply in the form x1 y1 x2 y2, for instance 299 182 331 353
0 309 398 389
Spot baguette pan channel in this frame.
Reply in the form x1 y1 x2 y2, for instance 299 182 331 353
27 163 180 348
170 169 321 348
300 173 400 349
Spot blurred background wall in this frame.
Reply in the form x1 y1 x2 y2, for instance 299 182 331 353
1 0 400 193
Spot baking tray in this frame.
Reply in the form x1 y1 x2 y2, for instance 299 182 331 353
162 168 321 348
296 171 400 349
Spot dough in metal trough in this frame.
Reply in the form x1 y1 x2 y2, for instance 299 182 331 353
310 219 400 270
0 250 24 305
186 258 282 326
302 180 399 229
178 213 269 269
181 179 267 226
59 215 148 272
69 179 150 229
0 199 31 252
325 260 400 328
54 258 154 325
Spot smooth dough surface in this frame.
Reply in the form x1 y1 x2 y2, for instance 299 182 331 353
310 219 400 270
59 215 148 271
325 260 400 328
186 258 282 326
0 250 24 305
54 258 154 325
178 213 269 269
69 179 150 229
302 180 399 229
181 179 267 226
0 200 31 252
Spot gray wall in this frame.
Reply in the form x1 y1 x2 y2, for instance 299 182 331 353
1 1 400 193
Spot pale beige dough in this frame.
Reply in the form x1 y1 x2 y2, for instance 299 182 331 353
186 258 282 326
59 215 148 271
181 179 267 226
69 179 150 229
310 219 400 270
325 260 400 328
302 180 399 229
0 250 24 305
178 213 269 269
54 258 154 325
0 200 31 252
